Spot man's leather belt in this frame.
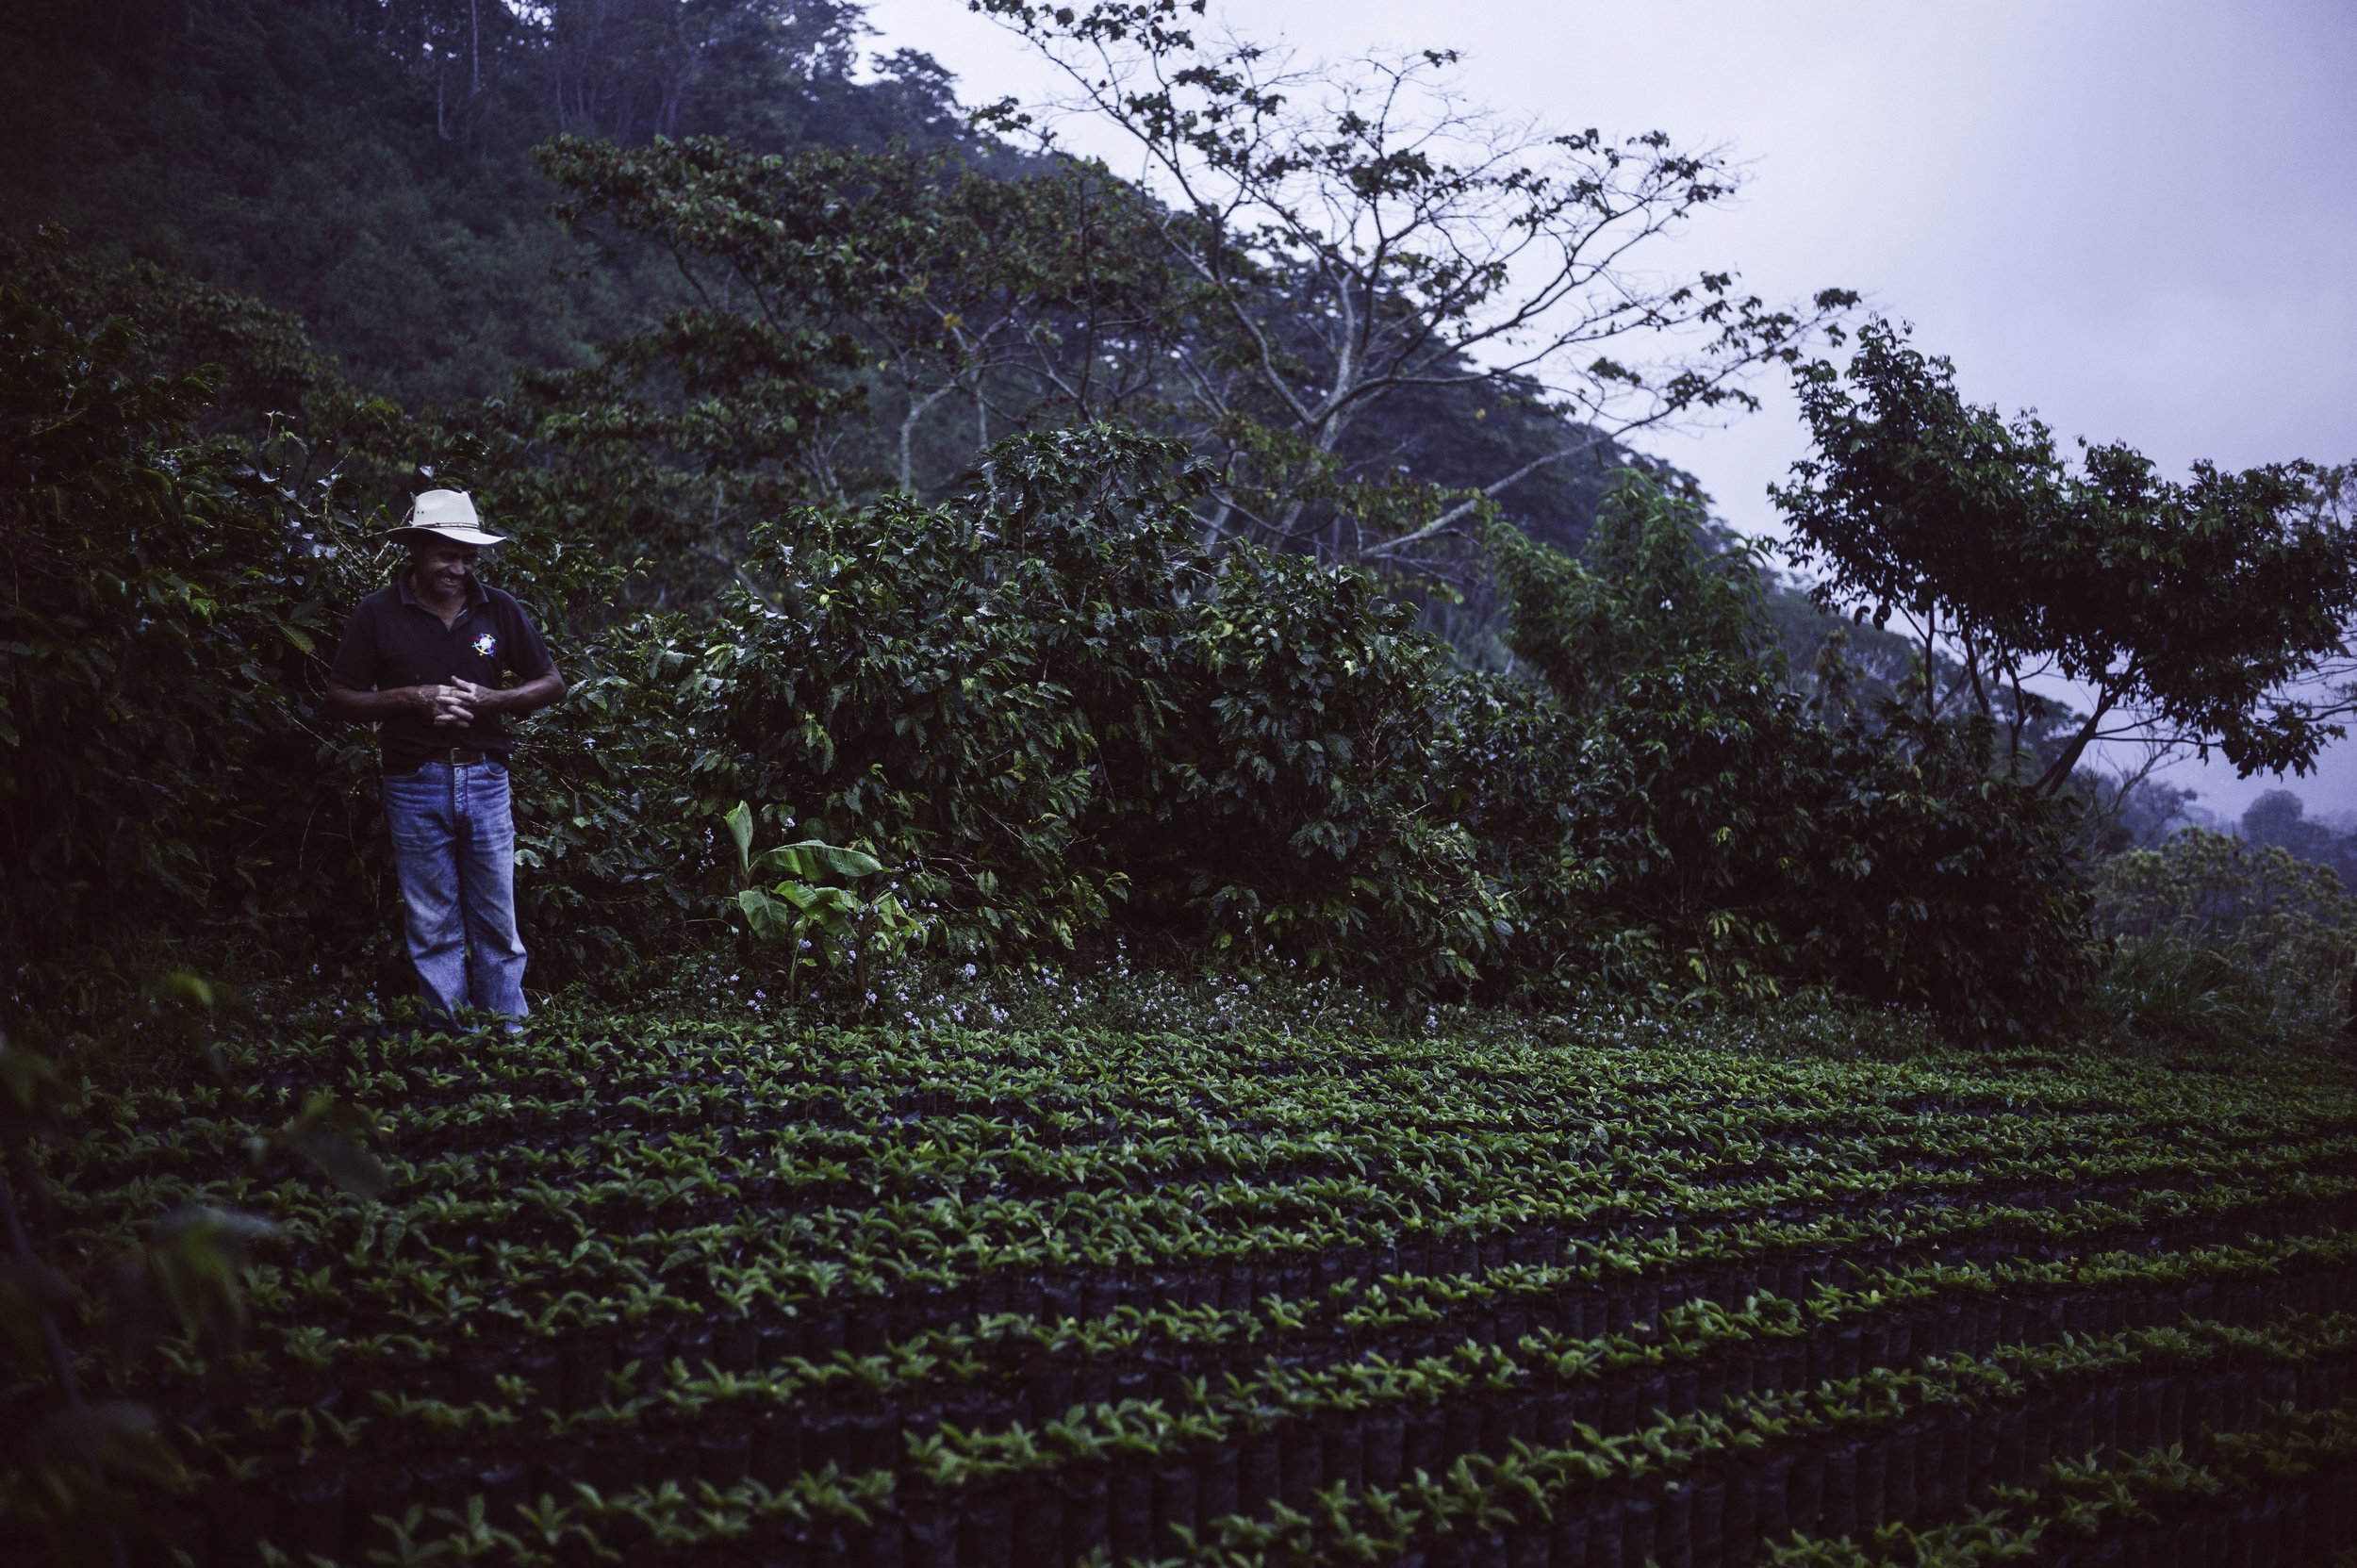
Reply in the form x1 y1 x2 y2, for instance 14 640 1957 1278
429 748 488 766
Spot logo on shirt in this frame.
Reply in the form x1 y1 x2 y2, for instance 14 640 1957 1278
471 633 498 659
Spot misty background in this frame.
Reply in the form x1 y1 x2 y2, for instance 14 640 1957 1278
864 0 2357 822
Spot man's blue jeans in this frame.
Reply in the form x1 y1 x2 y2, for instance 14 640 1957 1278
382 760 530 1024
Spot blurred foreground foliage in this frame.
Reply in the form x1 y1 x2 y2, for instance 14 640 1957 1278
0 971 385 1563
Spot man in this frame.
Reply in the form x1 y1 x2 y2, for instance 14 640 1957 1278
326 490 566 1026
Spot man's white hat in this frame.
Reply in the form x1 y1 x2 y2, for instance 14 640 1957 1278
390 488 507 548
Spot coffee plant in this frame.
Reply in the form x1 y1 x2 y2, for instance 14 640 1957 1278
16 998 2357 1565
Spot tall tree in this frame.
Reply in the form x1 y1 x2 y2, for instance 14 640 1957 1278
1772 320 2357 791
534 137 1185 497
971 0 1854 571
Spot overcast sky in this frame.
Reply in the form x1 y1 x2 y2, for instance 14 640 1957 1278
863 0 2357 821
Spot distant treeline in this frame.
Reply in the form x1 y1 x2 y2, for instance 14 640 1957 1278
0 0 980 407
6 3 1915 672
0 1 1629 561
2222 791 2357 892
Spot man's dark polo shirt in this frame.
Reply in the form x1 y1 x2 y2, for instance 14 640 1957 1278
328 573 554 775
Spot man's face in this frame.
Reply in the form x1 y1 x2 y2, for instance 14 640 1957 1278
412 542 481 597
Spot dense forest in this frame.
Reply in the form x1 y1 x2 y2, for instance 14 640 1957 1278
7 4 2357 1561
0 0 1649 558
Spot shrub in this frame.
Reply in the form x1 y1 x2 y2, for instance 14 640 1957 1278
691 425 1507 989
1465 474 2096 1035
2085 933 2280 1048
2088 829 2356 1049
0 271 382 1029
0 241 716 1026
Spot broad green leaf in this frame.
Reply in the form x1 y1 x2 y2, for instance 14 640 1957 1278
752 840 884 881
0 1036 69 1135
768 879 827 913
723 801 756 878
105 1206 278 1360
278 1093 390 1200
738 887 798 942
0 1256 78 1367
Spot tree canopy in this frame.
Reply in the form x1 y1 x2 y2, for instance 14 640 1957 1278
0 0 985 405
1773 320 2357 790
972 0 1857 572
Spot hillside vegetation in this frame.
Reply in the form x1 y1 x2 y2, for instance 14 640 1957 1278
2 1 2351 1052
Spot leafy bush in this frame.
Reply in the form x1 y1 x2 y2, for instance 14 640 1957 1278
2085 934 2280 1049
1464 475 2095 1034
1484 473 1781 709
0 268 380 1027
0 240 718 1030
2089 829 2356 1049
691 425 1507 988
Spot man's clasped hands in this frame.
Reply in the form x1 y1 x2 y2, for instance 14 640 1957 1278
426 678 494 728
